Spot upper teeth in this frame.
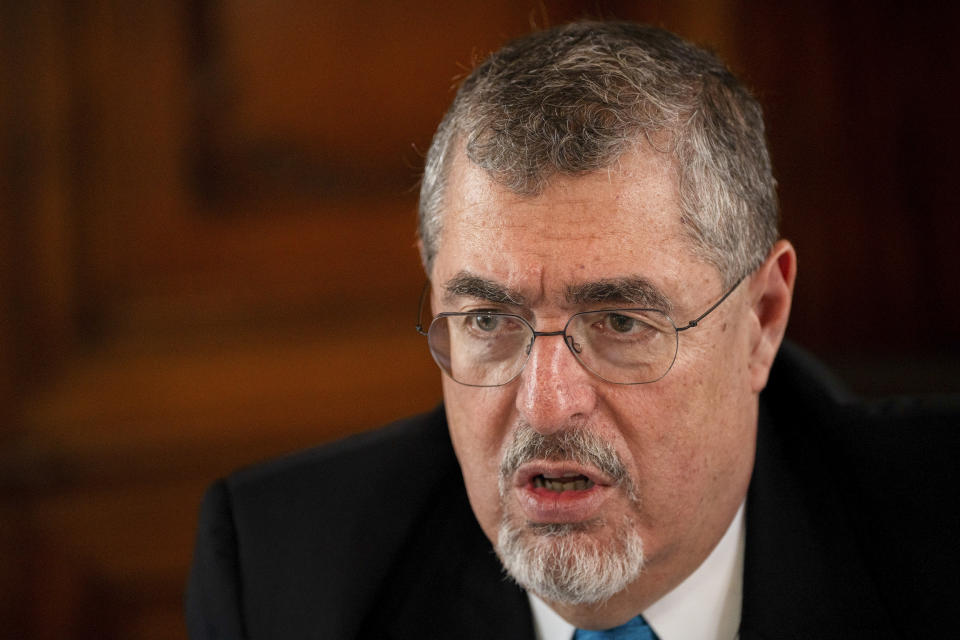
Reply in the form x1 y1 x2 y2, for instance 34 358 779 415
533 476 594 492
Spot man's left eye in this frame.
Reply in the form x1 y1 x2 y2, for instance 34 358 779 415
607 313 638 333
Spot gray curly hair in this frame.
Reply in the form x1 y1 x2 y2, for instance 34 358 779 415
417 21 778 287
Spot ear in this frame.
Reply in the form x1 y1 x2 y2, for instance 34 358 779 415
747 239 797 392
416 236 429 274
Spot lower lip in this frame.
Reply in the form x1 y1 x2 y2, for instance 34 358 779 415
514 483 612 523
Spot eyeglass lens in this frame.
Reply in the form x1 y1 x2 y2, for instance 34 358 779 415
426 310 679 386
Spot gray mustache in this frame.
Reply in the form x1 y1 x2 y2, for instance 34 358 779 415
498 422 629 492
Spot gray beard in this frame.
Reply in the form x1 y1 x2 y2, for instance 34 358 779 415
493 421 646 605
496 513 645 605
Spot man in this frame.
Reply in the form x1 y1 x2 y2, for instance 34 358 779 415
187 21 956 639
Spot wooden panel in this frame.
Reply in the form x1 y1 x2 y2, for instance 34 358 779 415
738 3 960 357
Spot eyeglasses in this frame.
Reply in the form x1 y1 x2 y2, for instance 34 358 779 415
416 277 742 387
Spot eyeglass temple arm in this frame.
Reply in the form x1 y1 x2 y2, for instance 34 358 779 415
415 280 430 336
675 276 744 332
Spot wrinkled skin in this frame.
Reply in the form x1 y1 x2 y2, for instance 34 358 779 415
428 146 795 628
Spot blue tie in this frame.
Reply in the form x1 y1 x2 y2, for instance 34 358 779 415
572 615 660 640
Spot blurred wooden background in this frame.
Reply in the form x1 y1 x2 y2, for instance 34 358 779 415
1 1 957 637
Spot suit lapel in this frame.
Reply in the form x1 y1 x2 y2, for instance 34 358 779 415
739 403 898 640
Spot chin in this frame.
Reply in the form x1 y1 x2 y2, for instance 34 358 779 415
495 512 645 606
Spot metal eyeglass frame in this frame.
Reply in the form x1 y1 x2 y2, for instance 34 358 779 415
415 276 744 386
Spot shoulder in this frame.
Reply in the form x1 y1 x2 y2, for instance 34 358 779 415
763 341 959 486
188 405 465 638
756 343 960 635
225 404 456 510
220 404 460 560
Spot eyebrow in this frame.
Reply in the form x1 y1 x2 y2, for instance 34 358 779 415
443 271 526 306
566 277 672 313
443 271 672 313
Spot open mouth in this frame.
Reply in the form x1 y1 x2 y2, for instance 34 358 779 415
514 466 611 523
516 463 609 490
511 461 619 523
531 473 596 492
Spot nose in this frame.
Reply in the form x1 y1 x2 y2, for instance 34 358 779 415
515 329 597 434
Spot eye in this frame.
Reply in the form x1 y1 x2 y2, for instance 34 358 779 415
473 314 500 332
607 313 638 333
587 311 666 341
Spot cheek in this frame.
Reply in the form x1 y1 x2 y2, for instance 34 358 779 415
443 378 515 535
658 351 755 503
609 366 740 508
603 385 692 490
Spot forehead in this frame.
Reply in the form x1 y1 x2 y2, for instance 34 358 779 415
433 148 697 303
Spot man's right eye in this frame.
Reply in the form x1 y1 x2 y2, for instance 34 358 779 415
473 314 500 332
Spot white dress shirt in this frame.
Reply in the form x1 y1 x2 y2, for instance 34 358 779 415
529 502 746 640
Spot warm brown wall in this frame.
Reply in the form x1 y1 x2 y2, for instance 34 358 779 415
2 1 957 637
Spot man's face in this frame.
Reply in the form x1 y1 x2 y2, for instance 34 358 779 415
430 147 761 622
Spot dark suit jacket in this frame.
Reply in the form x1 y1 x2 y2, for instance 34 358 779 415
186 343 958 639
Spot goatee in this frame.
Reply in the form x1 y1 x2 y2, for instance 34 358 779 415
494 422 645 605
